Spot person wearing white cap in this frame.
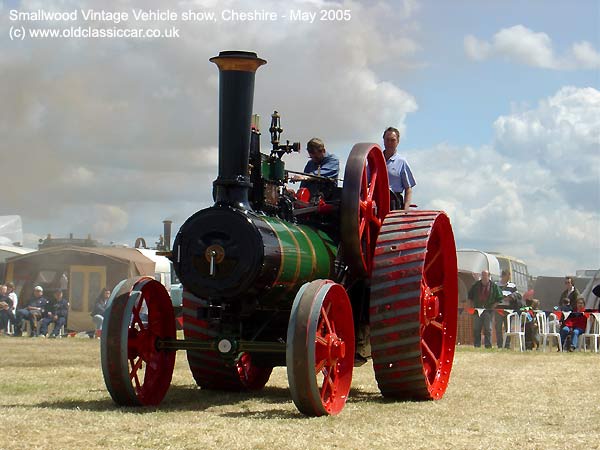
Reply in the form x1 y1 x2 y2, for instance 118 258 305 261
14 286 49 337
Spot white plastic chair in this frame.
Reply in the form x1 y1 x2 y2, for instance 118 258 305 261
538 312 562 352
47 322 66 338
503 312 525 351
580 314 600 353
4 318 14 335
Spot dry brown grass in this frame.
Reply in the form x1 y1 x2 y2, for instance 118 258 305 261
0 337 598 450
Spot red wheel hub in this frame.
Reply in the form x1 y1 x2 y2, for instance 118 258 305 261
422 283 440 322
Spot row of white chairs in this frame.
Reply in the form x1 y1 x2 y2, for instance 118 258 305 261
503 311 600 352
4 318 66 337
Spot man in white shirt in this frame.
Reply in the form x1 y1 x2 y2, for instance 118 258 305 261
382 127 416 210
6 282 18 311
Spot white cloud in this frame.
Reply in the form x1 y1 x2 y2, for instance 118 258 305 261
493 86 600 189
464 25 600 70
1 0 420 246
571 41 600 69
89 205 129 237
2 1 597 277
464 35 491 61
411 86 600 275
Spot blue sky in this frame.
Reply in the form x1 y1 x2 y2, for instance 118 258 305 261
398 0 599 149
0 0 598 277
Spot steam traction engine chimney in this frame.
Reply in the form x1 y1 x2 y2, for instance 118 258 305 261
210 51 266 210
162 220 172 252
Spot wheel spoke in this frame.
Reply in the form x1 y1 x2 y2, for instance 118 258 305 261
367 171 378 201
429 284 444 295
369 214 382 229
428 319 444 331
421 280 444 299
421 338 439 367
132 296 143 316
424 249 441 274
315 358 327 374
321 306 333 336
131 372 141 390
132 314 145 331
320 369 336 401
358 216 367 240
359 199 367 212
130 356 143 376
129 357 143 388
131 301 146 331
315 335 328 346
128 328 138 345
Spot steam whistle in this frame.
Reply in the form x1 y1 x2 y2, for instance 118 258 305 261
269 111 300 158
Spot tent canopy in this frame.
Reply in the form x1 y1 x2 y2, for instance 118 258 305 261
6 245 156 278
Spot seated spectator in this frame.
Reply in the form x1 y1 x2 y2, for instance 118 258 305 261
556 296 573 312
559 297 587 352
551 295 573 340
521 298 541 350
91 288 111 338
6 282 18 312
0 284 16 334
14 286 48 337
38 289 69 338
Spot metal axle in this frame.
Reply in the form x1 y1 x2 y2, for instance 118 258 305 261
155 337 287 354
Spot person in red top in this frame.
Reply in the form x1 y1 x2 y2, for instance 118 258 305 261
559 297 587 352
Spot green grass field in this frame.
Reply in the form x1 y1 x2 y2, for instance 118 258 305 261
0 337 598 450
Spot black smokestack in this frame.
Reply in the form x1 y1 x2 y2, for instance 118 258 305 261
210 51 266 210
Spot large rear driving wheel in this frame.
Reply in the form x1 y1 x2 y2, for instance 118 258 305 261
370 211 458 400
182 289 272 390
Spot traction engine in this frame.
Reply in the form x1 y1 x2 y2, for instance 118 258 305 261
100 51 459 416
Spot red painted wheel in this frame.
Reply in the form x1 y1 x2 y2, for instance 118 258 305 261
341 143 390 277
287 280 355 416
370 211 458 400
182 289 272 390
101 277 176 406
